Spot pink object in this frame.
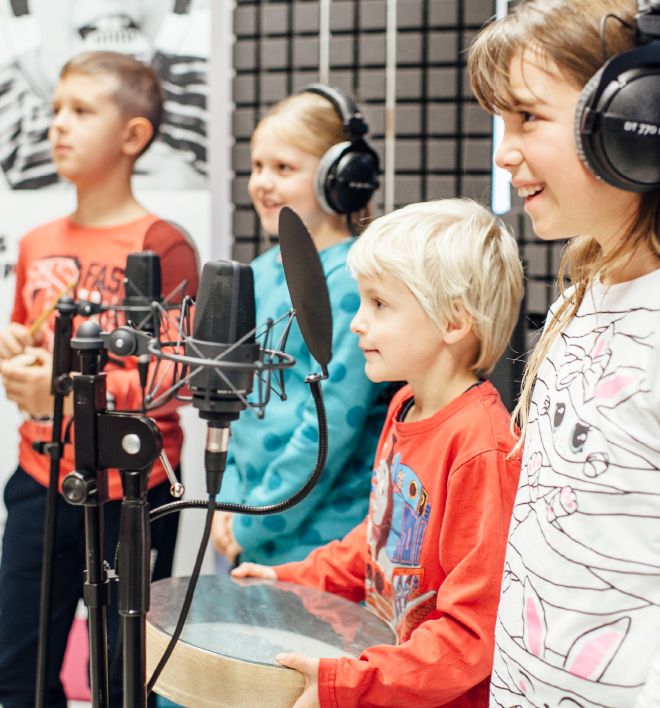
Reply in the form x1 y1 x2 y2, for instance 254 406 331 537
595 375 635 400
526 597 543 657
568 631 618 679
60 618 91 701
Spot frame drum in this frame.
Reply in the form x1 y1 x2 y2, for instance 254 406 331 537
146 575 396 708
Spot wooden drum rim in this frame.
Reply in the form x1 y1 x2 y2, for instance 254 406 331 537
146 619 305 708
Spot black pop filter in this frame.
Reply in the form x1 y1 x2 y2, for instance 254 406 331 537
278 206 333 371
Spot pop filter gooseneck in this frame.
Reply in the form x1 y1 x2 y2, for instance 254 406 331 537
278 206 333 372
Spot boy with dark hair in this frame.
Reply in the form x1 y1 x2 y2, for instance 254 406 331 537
233 199 524 708
0 51 199 708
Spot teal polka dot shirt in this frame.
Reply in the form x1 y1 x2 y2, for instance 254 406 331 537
217 239 387 565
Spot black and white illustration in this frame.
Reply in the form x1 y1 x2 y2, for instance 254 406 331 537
0 0 209 190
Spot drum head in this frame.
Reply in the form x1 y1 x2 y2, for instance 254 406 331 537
146 575 396 708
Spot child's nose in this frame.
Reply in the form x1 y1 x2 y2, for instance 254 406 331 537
252 167 274 190
350 307 366 334
494 135 523 172
51 110 68 132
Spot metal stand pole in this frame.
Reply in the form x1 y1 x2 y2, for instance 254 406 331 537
118 466 151 708
65 323 111 708
61 320 163 708
34 296 76 708
112 413 162 708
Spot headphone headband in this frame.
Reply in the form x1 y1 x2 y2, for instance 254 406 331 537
300 84 369 139
296 84 379 215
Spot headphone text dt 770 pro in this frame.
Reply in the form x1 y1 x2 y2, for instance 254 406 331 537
575 1 660 192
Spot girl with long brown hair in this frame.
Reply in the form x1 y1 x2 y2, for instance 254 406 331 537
469 1 660 705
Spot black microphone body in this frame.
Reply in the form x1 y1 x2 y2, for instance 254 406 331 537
124 251 162 389
123 251 162 334
185 260 259 494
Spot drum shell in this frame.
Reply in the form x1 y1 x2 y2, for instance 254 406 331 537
146 575 396 708
146 621 305 708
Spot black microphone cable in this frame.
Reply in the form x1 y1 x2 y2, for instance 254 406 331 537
146 374 328 695
146 206 333 696
146 494 216 695
150 375 327 523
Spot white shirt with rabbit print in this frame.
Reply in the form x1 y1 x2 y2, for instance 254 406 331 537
491 269 660 708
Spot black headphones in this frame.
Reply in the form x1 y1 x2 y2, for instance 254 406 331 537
300 84 380 214
575 6 660 192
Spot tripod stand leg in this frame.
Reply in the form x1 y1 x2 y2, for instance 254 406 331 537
34 298 76 708
118 469 151 708
84 503 110 708
35 397 64 708
123 614 147 708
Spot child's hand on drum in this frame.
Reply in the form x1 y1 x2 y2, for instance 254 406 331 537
275 653 320 708
231 562 277 580
212 511 243 564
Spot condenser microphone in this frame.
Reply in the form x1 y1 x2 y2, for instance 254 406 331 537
123 251 162 390
185 260 260 494
124 251 162 335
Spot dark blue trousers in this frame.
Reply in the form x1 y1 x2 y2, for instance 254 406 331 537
0 466 180 708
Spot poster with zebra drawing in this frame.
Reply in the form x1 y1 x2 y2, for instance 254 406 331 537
0 0 209 191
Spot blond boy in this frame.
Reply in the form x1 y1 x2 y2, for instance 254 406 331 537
233 199 524 708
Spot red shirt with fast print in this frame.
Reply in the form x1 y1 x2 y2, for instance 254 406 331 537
11 214 199 500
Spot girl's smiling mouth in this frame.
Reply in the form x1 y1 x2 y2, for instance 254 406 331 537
518 183 545 200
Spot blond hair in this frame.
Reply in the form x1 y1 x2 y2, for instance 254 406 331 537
346 199 524 374
469 0 660 444
61 51 164 154
253 91 370 230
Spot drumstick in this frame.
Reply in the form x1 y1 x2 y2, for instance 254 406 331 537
29 280 78 337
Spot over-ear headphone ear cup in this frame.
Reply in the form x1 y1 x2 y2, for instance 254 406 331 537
314 142 350 214
575 63 660 191
574 67 606 179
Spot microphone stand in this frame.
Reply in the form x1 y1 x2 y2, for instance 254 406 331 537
62 321 163 708
33 296 76 708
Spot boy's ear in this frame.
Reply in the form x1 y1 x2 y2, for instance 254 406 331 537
122 117 153 158
442 301 474 344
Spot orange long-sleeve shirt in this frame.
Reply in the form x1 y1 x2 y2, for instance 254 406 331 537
275 381 521 708
10 214 199 499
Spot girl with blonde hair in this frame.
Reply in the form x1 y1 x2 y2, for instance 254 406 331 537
469 1 660 706
211 89 387 568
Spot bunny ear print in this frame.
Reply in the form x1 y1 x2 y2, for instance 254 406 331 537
593 373 639 408
565 617 630 681
522 579 547 659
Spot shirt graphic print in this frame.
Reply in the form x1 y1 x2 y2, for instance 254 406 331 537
366 437 437 643
491 274 660 708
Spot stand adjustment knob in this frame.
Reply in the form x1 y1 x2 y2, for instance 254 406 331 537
107 327 138 356
55 373 73 396
31 440 65 460
62 470 97 505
